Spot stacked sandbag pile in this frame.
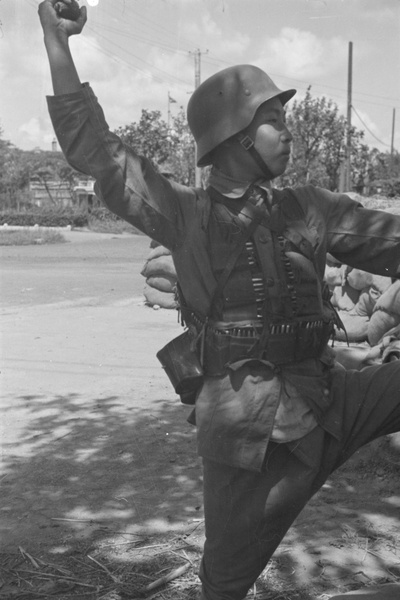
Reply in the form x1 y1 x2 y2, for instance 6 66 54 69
141 242 178 309
325 255 399 344
368 279 400 345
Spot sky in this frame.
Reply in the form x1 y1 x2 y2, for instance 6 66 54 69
0 0 399 154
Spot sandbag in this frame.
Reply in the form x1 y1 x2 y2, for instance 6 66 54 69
351 287 379 317
368 310 400 346
331 283 360 311
324 265 344 288
146 275 176 293
370 274 392 295
333 344 371 370
147 245 172 261
143 284 177 309
141 254 177 278
346 268 373 291
335 312 369 343
380 324 400 362
374 280 400 315
368 281 400 345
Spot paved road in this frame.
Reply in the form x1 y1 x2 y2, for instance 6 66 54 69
0 231 193 552
1 230 151 307
1 228 182 416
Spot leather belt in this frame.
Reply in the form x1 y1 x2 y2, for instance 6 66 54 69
181 308 333 374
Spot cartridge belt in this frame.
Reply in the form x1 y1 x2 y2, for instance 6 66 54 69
182 309 333 374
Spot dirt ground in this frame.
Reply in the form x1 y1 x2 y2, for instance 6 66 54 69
0 230 399 600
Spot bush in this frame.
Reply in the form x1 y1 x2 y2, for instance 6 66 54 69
0 228 67 246
88 207 121 221
0 207 143 234
88 207 143 234
0 208 88 228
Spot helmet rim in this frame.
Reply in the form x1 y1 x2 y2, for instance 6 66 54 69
187 64 296 167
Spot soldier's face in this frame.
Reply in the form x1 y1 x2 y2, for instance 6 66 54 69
245 97 293 177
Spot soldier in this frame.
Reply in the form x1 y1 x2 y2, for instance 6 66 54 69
39 1 400 599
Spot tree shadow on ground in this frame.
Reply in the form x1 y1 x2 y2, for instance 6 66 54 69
1 392 203 550
1 391 399 599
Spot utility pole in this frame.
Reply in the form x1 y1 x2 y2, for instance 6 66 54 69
193 48 201 89
190 48 207 187
390 108 396 175
167 91 177 129
345 41 353 192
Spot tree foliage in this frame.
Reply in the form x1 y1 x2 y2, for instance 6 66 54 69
278 87 367 192
0 128 27 209
114 108 196 186
0 124 78 209
23 150 78 205
1 86 399 212
115 109 170 167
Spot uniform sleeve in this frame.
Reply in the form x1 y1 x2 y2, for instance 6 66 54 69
46 83 196 250
298 187 400 279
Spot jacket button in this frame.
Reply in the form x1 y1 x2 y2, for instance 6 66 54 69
266 277 274 287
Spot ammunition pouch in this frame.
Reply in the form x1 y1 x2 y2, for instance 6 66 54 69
156 329 204 405
157 311 334 405
157 187 336 403
202 319 334 375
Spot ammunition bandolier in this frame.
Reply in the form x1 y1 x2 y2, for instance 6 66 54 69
180 186 339 375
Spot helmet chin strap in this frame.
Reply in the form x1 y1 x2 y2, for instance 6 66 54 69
237 132 275 181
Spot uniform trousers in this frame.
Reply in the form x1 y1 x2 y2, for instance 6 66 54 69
199 360 400 600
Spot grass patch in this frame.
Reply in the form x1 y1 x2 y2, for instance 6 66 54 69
88 217 143 235
0 228 67 246
357 195 400 213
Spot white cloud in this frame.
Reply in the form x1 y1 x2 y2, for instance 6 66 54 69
351 106 393 152
257 27 347 80
19 118 41 140
182 9 220 44
352 0 398 20
18 116 55 151
0 0 396 155
84 55 182 131
200 12 222 38
208 32 251 66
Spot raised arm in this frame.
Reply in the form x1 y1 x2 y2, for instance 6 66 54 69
38 0 87 95
39 0 201 251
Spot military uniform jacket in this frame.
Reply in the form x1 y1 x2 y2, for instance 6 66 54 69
47 84 400 471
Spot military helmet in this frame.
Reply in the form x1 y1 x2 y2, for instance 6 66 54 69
187 64 296 167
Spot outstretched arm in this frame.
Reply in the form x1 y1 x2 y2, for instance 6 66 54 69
38 0 87 95
41 0 196 252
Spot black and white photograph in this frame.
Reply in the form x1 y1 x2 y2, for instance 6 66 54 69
1 1 399 599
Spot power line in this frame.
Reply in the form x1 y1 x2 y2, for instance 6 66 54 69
203 52 399 109
31 0 400 112
92 23 400 113
85 25 191 88
99 2 199 54
82 0 400 111
94 22 190 57
351 105 391 148
26 0 400 140
125 5 201 51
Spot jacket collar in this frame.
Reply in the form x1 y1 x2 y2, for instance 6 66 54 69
208 167 273 199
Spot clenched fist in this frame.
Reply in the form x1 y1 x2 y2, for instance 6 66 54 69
55 0 81 21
